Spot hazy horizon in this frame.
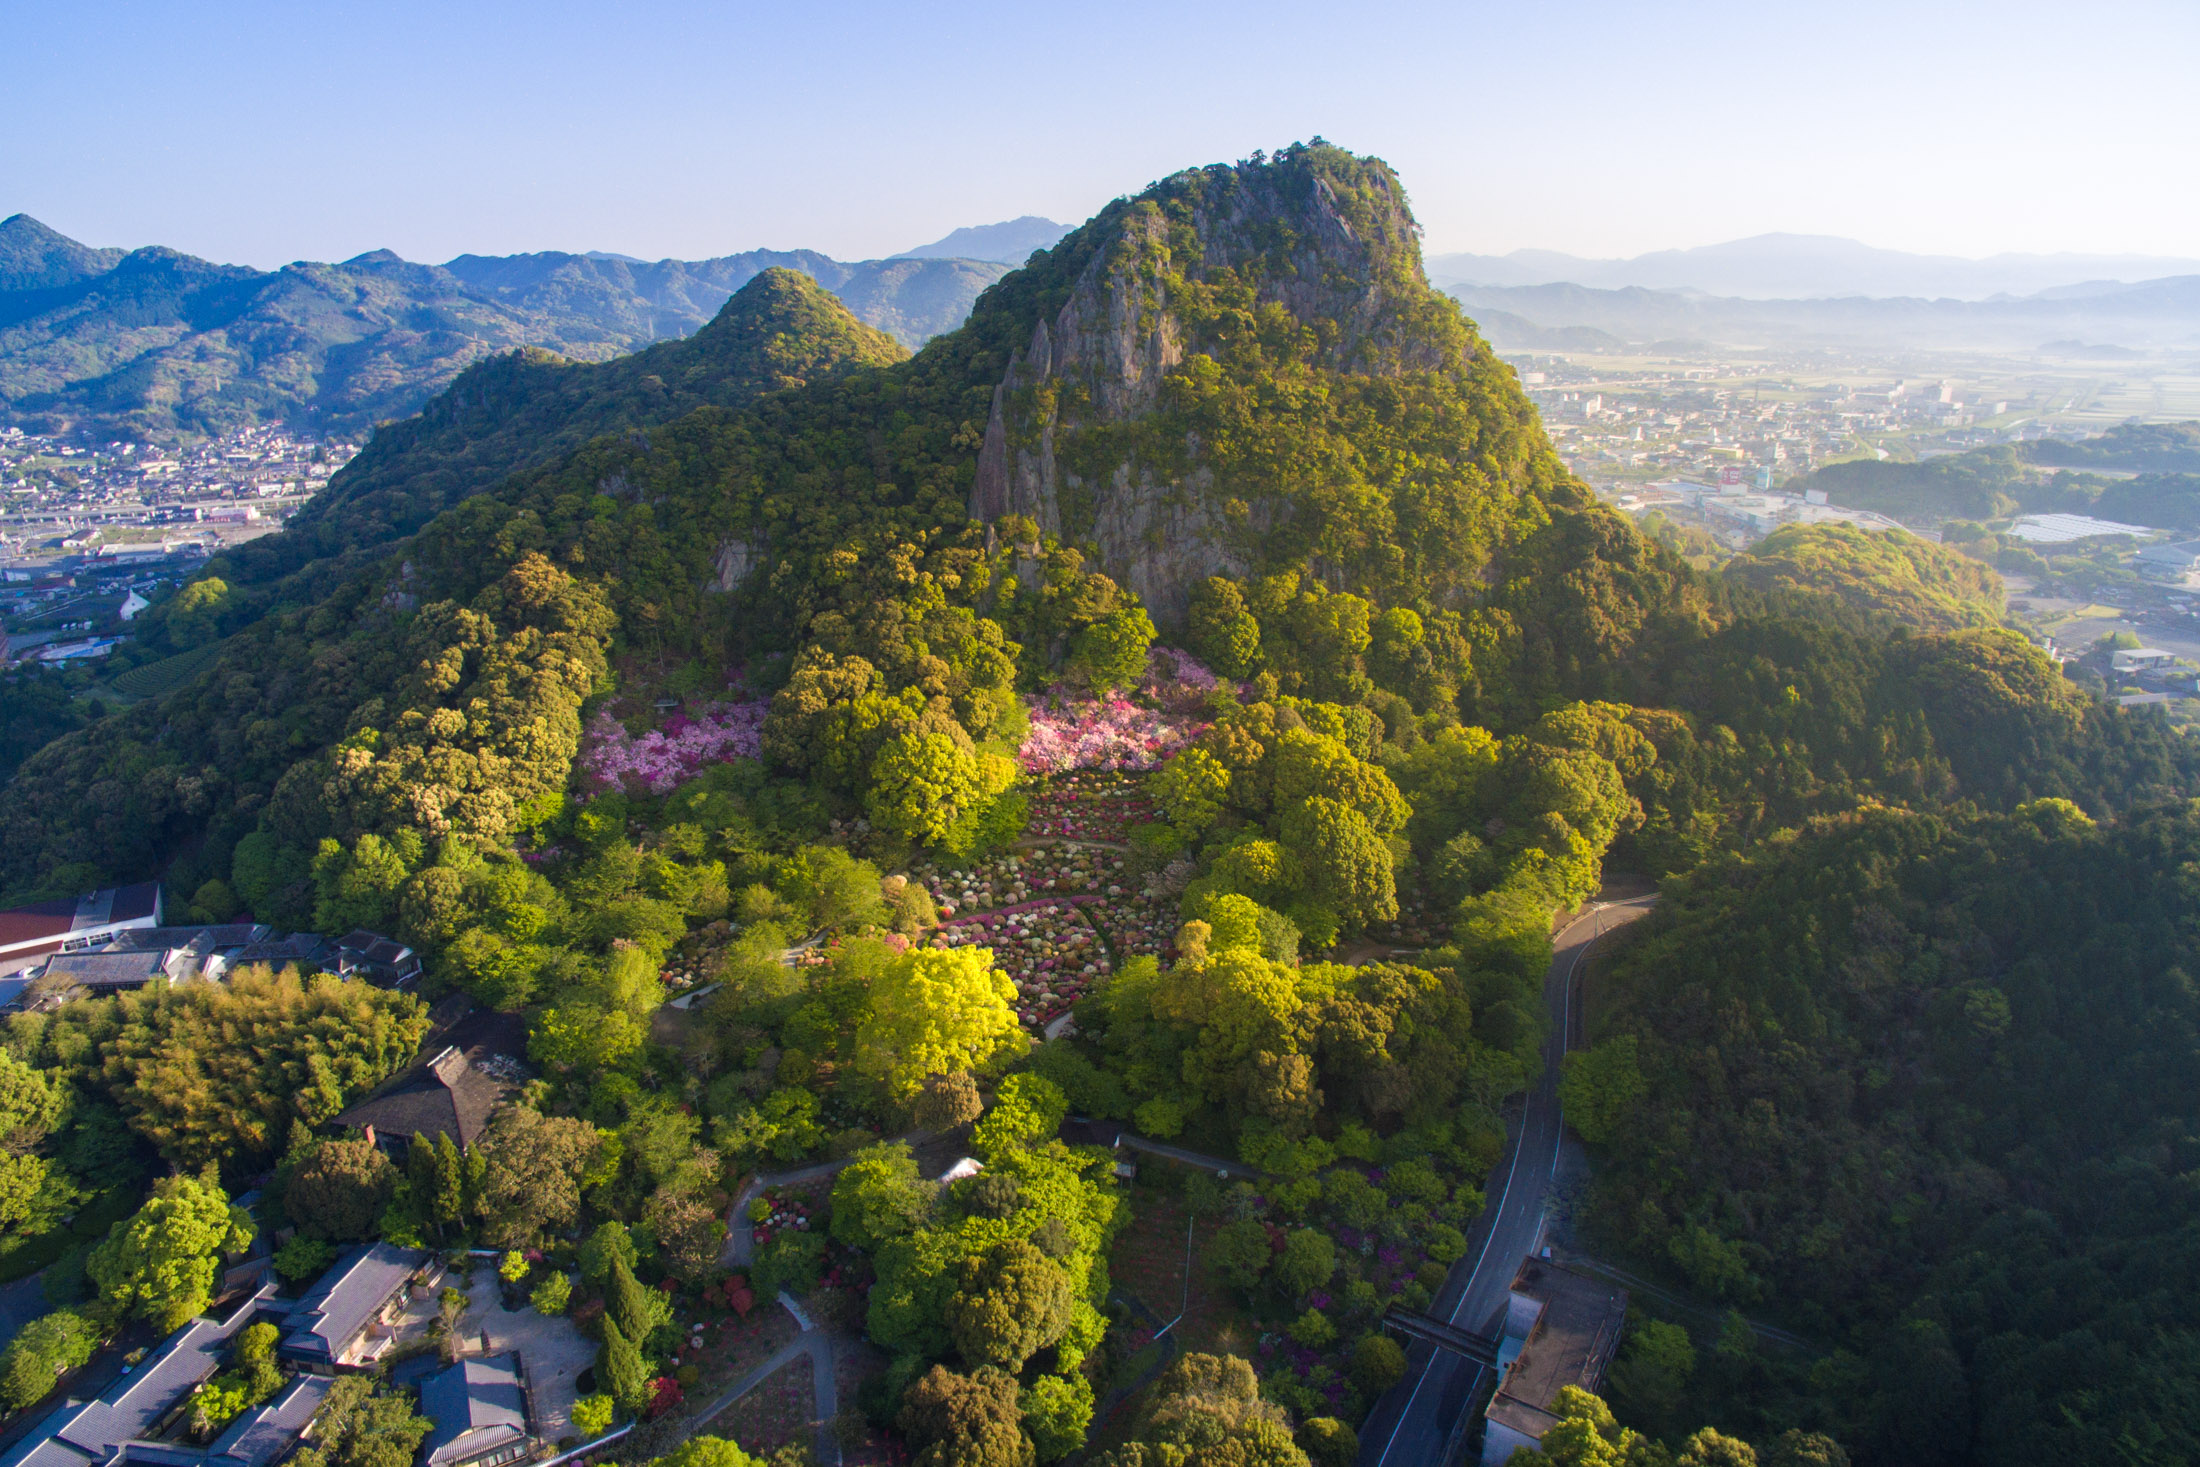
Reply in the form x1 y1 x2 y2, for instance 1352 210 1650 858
4 0 2196 270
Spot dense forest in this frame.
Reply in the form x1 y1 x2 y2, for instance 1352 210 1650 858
1574 800 2200 1465
1719 524 2004 632
1 144 2196 1467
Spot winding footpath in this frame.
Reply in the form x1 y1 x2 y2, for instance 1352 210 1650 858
712 1145 952 1466
1355 892 1658 1467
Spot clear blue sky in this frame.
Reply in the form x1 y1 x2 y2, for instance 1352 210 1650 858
4 0 2195 268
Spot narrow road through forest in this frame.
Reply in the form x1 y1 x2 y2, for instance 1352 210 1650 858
1355 891 1657 1467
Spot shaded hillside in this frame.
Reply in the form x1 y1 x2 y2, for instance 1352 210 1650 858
0 212 124 291
2025 419 2200 474
1722 523 2004 631
156 269 906 636
435 247 1006 349
0 215 1006 440
1580 800 2200 1465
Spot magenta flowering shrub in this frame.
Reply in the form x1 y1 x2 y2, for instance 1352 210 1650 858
578 700 768 794
1018 695 1205 775
1017 647 1215 774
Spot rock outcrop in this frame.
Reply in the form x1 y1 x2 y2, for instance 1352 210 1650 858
967 144 1461 625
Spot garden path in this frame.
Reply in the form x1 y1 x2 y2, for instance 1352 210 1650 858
720 1129 945 1266
685 1317 845 1467
1116 1133 1262 1178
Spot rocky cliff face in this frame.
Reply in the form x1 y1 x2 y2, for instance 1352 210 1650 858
967 143 1477 625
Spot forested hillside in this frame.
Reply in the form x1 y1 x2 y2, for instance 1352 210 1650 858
139 269 908 639
2 144 2197 1467
0 214 1005 440
1574 800 2200 1465
1721 523 2004 631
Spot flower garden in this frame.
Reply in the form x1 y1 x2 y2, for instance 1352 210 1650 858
1018 694 1205 775
746 1187 816 1251
1023 770 1159 842
912 827 1192 1031
706 1353 813 1458
1014 647 1219 777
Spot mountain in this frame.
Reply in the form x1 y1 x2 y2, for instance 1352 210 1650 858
0 220 1010 440
1446 274 2200 353
896 215 1071 264
1722 521 2006 631
0 141 1601 898
430 247 1006 347
0 213 125 292
2025 419 2200 474
1426 231 2200 301
188 267 908 631
8 146 2200 1467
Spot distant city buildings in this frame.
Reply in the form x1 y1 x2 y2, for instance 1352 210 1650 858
0 426 356 582
1503 350 2106 514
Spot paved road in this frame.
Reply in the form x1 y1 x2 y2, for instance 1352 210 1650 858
1356 894 1657 1467
1117 1134 1261 1177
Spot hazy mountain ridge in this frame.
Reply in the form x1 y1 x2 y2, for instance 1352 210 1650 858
1448 273 2200 353
895 215 1071 264
1427 231 2200 301
0 215 1011 440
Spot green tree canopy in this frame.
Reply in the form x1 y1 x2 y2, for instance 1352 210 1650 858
855 948 1028 1100
473 1107 604 1247
946 1238 1075 1372
644 1439 768 1467
899 1364 1033 1467
0 1309 97 1410
829 1142 936 1252
291 1377 432 1467
88 1170 253 1333
283 1138 396 1241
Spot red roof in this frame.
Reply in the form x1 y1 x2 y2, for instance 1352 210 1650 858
0 897 80 950
0 883 163 957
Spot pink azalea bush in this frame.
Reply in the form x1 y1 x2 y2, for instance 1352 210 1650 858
1020 694 1204 774
1018 647 1216 774
578 700 768 794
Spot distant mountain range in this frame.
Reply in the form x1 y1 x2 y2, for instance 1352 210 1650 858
1448 274 2200 355
1426 233 2200 302
0 214 1016 440
896 216 1071 264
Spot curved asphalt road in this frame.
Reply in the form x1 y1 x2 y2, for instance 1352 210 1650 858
1357 893 1657 1467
